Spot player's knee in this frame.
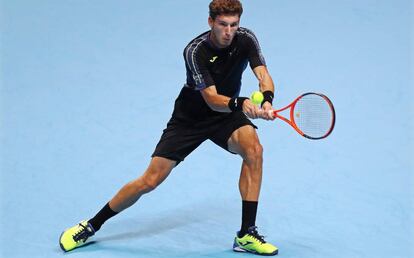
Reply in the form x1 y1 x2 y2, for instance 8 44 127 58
140 164 170 192
244 142 263 162
141 175 159 192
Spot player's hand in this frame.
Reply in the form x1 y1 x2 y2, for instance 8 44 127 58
242 99 261 119
260 102 276 121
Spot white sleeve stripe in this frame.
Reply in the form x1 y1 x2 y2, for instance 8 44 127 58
185 35 208 85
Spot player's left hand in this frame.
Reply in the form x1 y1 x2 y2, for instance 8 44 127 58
260 102 276 121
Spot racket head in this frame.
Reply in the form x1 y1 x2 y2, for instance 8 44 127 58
289 92 336 140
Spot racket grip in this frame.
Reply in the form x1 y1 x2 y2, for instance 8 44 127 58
258 109 276 118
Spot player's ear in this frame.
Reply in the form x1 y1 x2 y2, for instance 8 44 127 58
208 16 214 28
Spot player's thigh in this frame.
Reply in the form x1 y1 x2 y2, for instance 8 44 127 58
152 120 207 165
227 125 262 159
209 111 257 154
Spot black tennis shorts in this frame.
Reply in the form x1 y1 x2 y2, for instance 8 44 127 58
152 111 257 164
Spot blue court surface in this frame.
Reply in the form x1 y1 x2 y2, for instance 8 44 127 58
1 1 412 258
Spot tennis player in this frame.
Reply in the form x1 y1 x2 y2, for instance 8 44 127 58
59 0 278 255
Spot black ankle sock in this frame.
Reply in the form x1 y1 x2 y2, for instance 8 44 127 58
88 203 118 232
239 200 258 237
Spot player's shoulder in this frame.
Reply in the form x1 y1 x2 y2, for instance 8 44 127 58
237 27 259 40
184 31 210 53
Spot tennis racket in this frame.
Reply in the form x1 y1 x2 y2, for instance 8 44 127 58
269 92 335 140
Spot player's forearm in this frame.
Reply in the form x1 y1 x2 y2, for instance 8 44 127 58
200 86 232 112
210 96 233 112
205 94 232 112
259 73 275 93
253 65 275 93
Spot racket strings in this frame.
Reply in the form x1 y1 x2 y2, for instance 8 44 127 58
293 94 334 139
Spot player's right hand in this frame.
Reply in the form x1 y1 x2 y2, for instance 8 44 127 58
242 99 261 119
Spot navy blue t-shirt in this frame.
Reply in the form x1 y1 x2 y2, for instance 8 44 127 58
173 27 266 121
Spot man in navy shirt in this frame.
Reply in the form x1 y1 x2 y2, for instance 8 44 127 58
60 0 278 256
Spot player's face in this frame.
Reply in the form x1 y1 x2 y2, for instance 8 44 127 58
208 14 240 48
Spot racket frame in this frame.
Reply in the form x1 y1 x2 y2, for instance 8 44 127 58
272 92 336 140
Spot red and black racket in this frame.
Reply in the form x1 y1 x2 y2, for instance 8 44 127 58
270 92 336 140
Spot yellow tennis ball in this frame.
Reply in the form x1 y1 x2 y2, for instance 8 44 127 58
250 91 264 105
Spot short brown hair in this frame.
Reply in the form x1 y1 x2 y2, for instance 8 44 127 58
209 0 243 20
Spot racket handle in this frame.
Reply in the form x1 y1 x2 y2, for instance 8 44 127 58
258 109 276 118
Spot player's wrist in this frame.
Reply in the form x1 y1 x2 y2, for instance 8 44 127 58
261 101 273 110
228 97 249 111
261 91 274 107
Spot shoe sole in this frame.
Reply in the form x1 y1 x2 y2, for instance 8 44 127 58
233 246 278 256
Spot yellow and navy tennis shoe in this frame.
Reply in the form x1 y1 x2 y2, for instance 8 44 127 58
59 220 95 252
233 226 278 256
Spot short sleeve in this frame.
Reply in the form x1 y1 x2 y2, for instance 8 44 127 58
241 28 266 69
184 43 215 90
